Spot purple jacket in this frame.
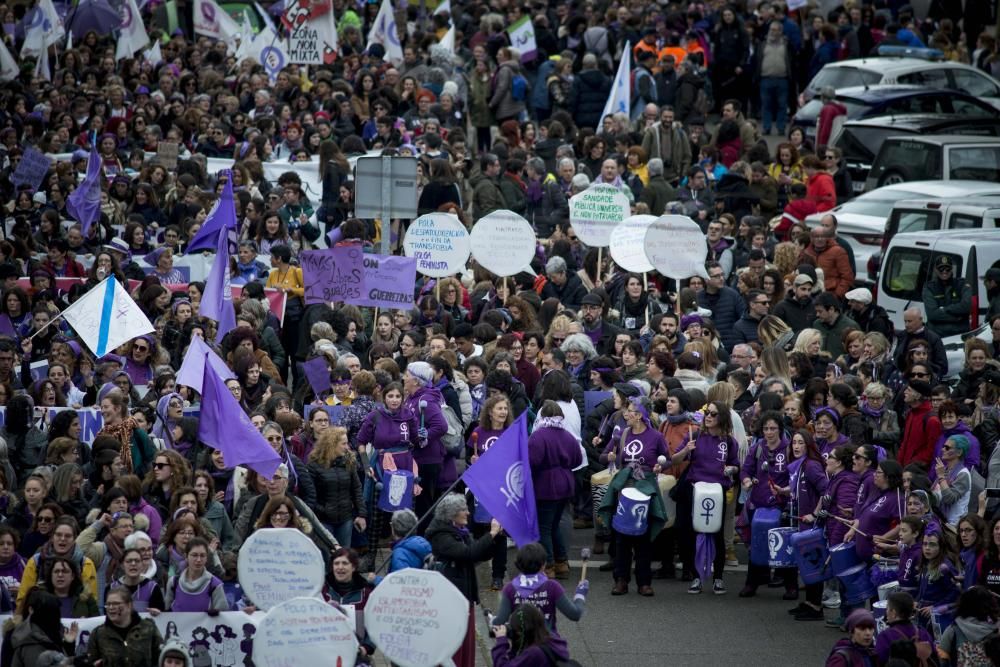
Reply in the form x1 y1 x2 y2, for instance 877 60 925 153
854 468 875 515
0 555 25 593
824 469 860 546
790 456 828 527
875 622 934 665
502 574 566 632
491 635 571 667
855 488 903 561
917 559 960 609
529 422 583 501
930 422 981 481
358 405 421 473
899 541 922 592
685 433 740 489
818 433 851 460
131 498 163 548
405 386 449 465
740 437 790 510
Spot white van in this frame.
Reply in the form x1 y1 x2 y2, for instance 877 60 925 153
877 229 1000 376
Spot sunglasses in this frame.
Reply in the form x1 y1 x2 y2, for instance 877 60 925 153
153 462 170 469
910 372 929 379
133 345 149 352
705 410 720 417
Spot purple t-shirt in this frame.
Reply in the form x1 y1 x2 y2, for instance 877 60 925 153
686 433 740 489
502 574 566 632
616 426 669 472
855 488 904 560
468 427 504 457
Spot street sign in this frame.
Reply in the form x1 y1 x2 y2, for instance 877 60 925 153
354 156 419 255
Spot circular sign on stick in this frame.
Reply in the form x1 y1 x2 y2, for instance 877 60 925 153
237 527 325 610
403 213 471 278
609 214 656 273
469 210 536 277
253 597 358 667
366 568 469 667
644 215 710 281
569 183 631 248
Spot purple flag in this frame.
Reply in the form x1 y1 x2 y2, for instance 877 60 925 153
176 336 234 393
0 315 15 338
199 218 237 339
350 254 417 309
302 356 330 397
186 173 237 253
198 350 281 477
66 146 103 236
327 226 343 246
462 412 539 546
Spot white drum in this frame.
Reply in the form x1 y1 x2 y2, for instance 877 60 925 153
693 481 724 534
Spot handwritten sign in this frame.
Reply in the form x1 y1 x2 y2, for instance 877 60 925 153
402 213 470 278
644 214 710 280
237 528 325 610
609 214 656 273
350 254 417 309
366 569 468 667
253 597 358 667
301 246 365 305
155 142 178 169
11 147 51 192
569 183 630 248
287 20 325 64
469 210 536 277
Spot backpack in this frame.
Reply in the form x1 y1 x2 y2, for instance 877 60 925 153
889 635 937 667
440 403 465 456
956 632 996 667
511 73 529 102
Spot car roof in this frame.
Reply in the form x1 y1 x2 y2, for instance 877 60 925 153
823 57 982 76
835 85 960 102
860 180 1000 198
891 228 1000 244
893 197 1000 208
880 134 1000 145
843 114 1000 131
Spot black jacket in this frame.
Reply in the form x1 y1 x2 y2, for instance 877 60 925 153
893 327 949 379
539 273 588 310
853 303 894 340
309 456 365 526
426 517 495 603
773 293 816 334
584 319 627 357
675 71 706 124
569 69 612 130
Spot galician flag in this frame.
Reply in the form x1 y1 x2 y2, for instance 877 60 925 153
598 40 631 131
61 278 155 357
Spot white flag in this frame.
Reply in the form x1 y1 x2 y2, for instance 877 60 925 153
235 9 255 62
37 0 65 48
143 41 163 66
0 39 18 82
599 41 631 131
34 45 50 82
193 0 240 40
433 0 450 16
115 0 149 61
366 0 402 64
21 17 45 58
249 27 290 82
440 25 455 54
61 278 155 357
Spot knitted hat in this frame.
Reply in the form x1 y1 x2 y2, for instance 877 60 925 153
907 379 933 398
845 609 876 632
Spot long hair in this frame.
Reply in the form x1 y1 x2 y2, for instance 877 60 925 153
479 395 512 431
507 604 551 656
309 427 355 471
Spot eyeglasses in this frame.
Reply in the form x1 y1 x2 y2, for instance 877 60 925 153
37 515 54 523
852 454 869 461
937 265 952 272
177 530 195 537
705 410 720 417
266 435 283 443
552 337 566 345
153 462 170 469
708 273 724 280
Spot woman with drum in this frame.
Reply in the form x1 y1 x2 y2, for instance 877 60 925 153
845 459 905 564
672 400 740 596
812 446 859 629
783 429 828 621
738 410 795 599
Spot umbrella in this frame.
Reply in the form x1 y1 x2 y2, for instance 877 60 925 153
65 0 121 39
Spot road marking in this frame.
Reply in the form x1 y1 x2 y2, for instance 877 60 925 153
565 560 749 573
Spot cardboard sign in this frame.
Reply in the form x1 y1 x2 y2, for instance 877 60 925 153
402 213 471 278
609 214 656 273
155 141 179 169
366 569 468 667
351 253 418 309
301 246 365 305
469 210 536 277
237 528 325 610
644 214 710 280
11 147 51 192
253 597 358 667
569 183 630 247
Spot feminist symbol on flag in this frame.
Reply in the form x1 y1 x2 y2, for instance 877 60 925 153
500 462 525 507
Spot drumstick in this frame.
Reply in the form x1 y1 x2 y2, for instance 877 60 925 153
797 514 870 538
580 547 590 581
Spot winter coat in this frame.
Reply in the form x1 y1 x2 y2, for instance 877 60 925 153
924 276 974 338
389 535 432 572
405 386 449 466
528 422 583 501
697 286 746 351
202 500 239 552
469 72 495 128
426 517 494 604
715 173 759 221
489 61 527 122
824 469 860 546
674 71 706 124
814 313 860 359
527 178 569 237
640 123 692 184
568 69 612 130
86 613 163 667
852 303 894 340
1 426 47 481
639 175 677 215
470 172 507 221
773 293 816 334
492 635 572 667
824 637 876 667
539 273 589 311
899 401 942 469
803 243 854 299
7 620 68 667
674 369 712 394
309 456 365 526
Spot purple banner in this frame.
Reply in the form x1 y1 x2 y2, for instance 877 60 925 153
302 356 330 397
301 246 365 305
350 254 417 309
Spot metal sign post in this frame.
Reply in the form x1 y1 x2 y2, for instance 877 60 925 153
354 156 419 256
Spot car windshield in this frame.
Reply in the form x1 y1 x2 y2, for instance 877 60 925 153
838 194 922 218
948 146 1000 182
809 68 882 92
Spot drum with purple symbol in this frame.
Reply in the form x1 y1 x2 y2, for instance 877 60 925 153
869 558 899 589
830 542 862 576
613 487 651 536
839 564 876 605
692 482 723 534
767 527 796 568
377 470 414 513
750 508 782 566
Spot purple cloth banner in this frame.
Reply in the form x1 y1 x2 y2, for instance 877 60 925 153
301 246 364 305
350 254 417 309
462 412 539 547
302 356 330 397
66 146 103 236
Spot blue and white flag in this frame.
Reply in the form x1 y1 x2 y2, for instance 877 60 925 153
61 278 155 357
366 0 402 64
598 40 630 131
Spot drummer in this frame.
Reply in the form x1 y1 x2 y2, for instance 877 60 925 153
783 429 828 621
846 459 905 563
738 410 794 599
813 446 859 629
672 400 740 596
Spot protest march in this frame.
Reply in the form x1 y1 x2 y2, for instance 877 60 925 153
1 0 1000 664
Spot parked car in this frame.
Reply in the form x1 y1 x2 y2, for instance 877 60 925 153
800 52 1000 109
877 229 1000 377
865 135 1000 191
803 181 1000 287
791 86 999 138
832 115 1000 193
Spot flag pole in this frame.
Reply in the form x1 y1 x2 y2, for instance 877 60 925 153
27 312 65 341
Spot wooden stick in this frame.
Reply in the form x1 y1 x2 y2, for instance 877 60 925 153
643 271 650 329
435 280 440 301
597 247 603 287
27 312 64 341
372 307 379 337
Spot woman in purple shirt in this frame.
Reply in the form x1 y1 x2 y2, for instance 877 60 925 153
847 459 905 562
813 446 860 629
672 400 740 596
851 444 877 515
784 429 828 621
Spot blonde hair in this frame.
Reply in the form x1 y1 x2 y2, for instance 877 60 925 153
684 338 719 378
706 381 735 408
309 427 354 470
863 331 889 358
793 329 822 355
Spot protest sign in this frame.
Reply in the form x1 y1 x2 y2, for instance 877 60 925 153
469 210 536 277
302 356 331 397
644 214 710 280
584 390 612 416
11 147 51 192
301 246 365 305
302 403 344 424
569 183 630 248
402 213 471 278
609 214 656 273
155 142 178 169
254 597 358 667
366 569 468 667
238 528 325 610
352 254 417 309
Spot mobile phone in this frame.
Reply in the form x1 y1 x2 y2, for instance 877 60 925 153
987 488 1000 499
